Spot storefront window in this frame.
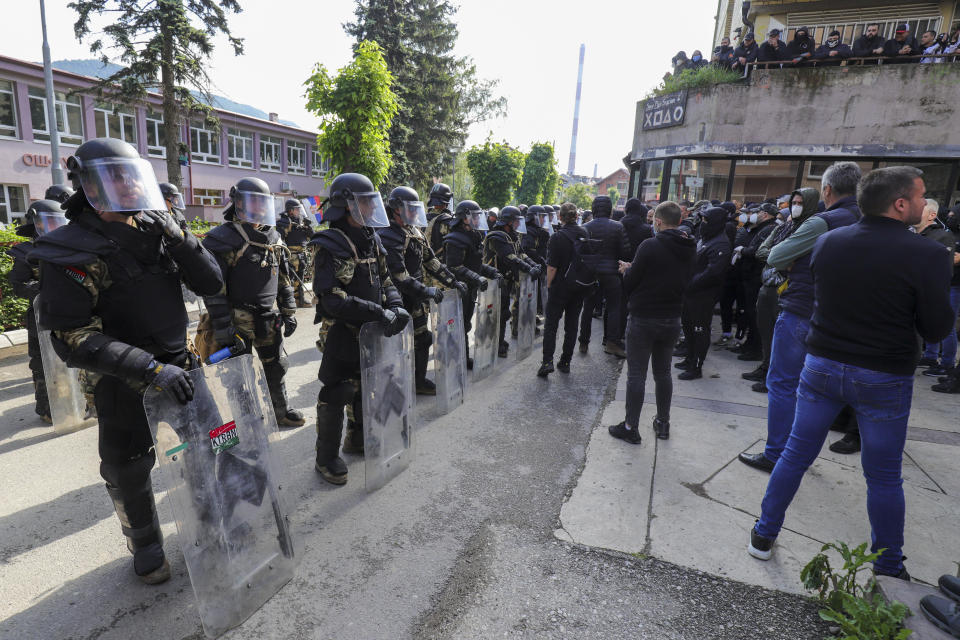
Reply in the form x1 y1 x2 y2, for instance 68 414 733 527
879 161 954 206
730 159 800 204
666 159 732 203
800 159 874 192
641 160 664 202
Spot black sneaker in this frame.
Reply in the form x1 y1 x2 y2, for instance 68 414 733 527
557 360 571 373
608 421 642 445
316 456 348 485
737 351 762 362
828 432 861 454
579 342 588 354
672 347 688 358
919 595 960 637
675 359 693 370
678 368 702 380
741 366 766 382
748 523 775 560
918 356 939 368
653 417 670 440
537 361 554 378
933 377 960 394
498 342 509 358
713 334 733 347
751 381 768 393
416 379 437 395
923 365 949 378
466 357 474 371
739 452 775 473
874 565 911 582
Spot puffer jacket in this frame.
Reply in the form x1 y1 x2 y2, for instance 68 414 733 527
583 215 631 276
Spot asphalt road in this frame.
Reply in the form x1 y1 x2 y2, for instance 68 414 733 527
0 307 827 639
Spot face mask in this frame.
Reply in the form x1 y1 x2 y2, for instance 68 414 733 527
791 204 804 219
692 54 702 62
827 38 839 47
749 213 759 224
738 213 748 224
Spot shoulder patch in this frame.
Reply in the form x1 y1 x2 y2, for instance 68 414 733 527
64 266 87 283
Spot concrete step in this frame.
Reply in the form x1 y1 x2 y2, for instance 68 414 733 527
877 575 957 639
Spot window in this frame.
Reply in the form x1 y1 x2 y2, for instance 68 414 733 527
227 128 254 168
189 120 220 164
192 188 224 206
94 103 137 144
665 158 732 203
0 184 28 224
145 110 165 157
287 140 306 175
260 135 281 172
312 148 331 178
0 80 17 139
28 86 83 145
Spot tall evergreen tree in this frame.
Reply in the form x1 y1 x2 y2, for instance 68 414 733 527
516 142 558 205
345 0 505 193
70 0 244 188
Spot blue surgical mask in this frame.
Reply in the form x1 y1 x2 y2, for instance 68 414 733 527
738 213 749 224
692 54 702 62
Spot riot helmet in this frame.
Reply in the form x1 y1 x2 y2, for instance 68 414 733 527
526 204 544 228
44 184 75 204
25 199 68 236
229 177 275 226
497 205 526 234
159 182 186 211
284 197 306 220
66 137 165 214
388 186 427 227
427 182 453 209
323 172 389 228
452 199 487 231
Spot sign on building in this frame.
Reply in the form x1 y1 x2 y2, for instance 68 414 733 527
642 90 688 131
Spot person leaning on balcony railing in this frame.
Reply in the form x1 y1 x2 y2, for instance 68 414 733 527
852 23 886 61
731 32 759 72
712 37 736 69
882 23 921 64
813 30 852 67
785 26 815 66
758 29 789 67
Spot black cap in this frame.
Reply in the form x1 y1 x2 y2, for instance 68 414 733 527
828 30 840 37
768 29 780 37
896 23 910 33
744 32 755 41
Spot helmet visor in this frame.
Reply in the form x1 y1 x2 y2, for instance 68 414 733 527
236 190 277 226
347 191 389 228
36 212 68 236
166 193 186 210
402 200 427 227
469 211 488 231
80 157 166 213
287 203 307 219
542 213 554 234
514 216 527 234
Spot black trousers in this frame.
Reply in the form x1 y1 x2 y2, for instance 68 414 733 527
625 316 682 426
25 303 49 417
756 284 780 370
498 279 515 346
542 284 585 364
681 290 720 369
579 273 622 346
720 274 746 336
741 278 762 353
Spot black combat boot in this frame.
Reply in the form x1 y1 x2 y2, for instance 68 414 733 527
105 479 169 584
315 403 348 485
537 361 554 378
653 416 670 440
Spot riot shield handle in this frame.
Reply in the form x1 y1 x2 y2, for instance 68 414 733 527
207 334 247 365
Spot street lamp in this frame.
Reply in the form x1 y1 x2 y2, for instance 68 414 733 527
449 146 459 207
39 0 64 186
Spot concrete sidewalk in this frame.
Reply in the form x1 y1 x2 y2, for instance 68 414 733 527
559 343 960 597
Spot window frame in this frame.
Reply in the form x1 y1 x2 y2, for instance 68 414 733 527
189 120 221 165
192 187 224 207
94 102 138 145
227 127 254 168
145 110 166 158
312 148 331 178
0 184 28 223
260 135 282 172
287 140 307 175
28 86 84 146
0 80 18 140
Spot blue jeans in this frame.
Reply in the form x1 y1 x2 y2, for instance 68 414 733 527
764 311 810 462
923 286 960 367
756 355 914 576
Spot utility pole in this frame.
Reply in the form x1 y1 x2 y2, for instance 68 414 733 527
39 0 65 186
567 44 585 176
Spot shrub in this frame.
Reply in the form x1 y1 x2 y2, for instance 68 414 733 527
0 226 31 332
645 66 745 101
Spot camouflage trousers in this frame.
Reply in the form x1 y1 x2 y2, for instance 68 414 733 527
232 308 291 414
288 250 309 304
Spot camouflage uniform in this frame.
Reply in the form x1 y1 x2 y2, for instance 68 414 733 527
484 228 539 351
31 207 222 571
311 221 404 461
424 209 454 288
277 211 313 306
7 240 49 420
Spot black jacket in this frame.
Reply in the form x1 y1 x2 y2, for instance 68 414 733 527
621 211 654 254
758 41 788 63
807 215 955 374
786 36 815 64
686 208 731 296
882 36 921 64
712 45 736 68
583 215 631 275
732 42 759 68
814 43 853 66
623 229 697 318
740 217 778 282
853 33 885 57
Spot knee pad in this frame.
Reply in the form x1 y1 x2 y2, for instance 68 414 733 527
318 379 357 406
100 451 156 488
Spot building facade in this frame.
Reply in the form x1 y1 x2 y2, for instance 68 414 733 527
594 168 629 210
0 55 330 223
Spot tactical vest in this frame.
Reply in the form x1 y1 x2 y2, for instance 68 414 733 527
205 222 284 312
280 213 312 248
312 227 384 310
482 230 517 277
426 211 453 255
444 229 484 273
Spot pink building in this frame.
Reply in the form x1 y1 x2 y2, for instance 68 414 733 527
0 55 330 223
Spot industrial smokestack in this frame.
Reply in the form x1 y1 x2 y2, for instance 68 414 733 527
567 44 585 175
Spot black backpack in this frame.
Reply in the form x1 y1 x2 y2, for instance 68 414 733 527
559 227 601 291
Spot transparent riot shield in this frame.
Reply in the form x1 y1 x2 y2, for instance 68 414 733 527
472 278 500 381
143 354 297 639
430 294 466 415
515 272 536 361
359 322 415 492
34 307 95 434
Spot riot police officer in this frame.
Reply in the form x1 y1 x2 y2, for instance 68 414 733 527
442 200 501 368
277 198 314 307
44 184 74 204
425 182 454 256
31 137 223 584
379 186 468 395
483 206 541 357
311 172 410 485
8 199 69 422
201 178 305 428
158 182 189 230
523 204 550 320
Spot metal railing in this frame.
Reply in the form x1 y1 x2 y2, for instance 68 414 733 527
742 52 960 75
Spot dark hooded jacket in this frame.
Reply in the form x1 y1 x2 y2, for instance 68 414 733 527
732 41 760 67
583 197 631 275
621 199 653 251
814 40 853 66
686 207 731 296
786 31 815 64
882 35 921 64
758 39 788 63
853 32 886 57
623 228 697 318
713 44 736 68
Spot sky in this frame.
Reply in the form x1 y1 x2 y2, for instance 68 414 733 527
5 0 718 180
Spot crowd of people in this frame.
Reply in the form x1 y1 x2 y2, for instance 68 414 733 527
668 22 960 76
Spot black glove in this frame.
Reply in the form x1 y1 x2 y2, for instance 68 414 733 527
282 314 297 337
424 286 444 303
530 267 542 279
214 326 239 350
477 277 489 292
454 280 469 296
139 209 185 246
145 360 194 404
382 306 411 337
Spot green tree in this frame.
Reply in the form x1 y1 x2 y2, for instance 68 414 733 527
516 142 558 205
345 0 506 192
561 182 595 210
70 0 244 188
304 41 399 187
608 186 621 209
436 151 472 203
465 140 525 208
542 168 560 204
